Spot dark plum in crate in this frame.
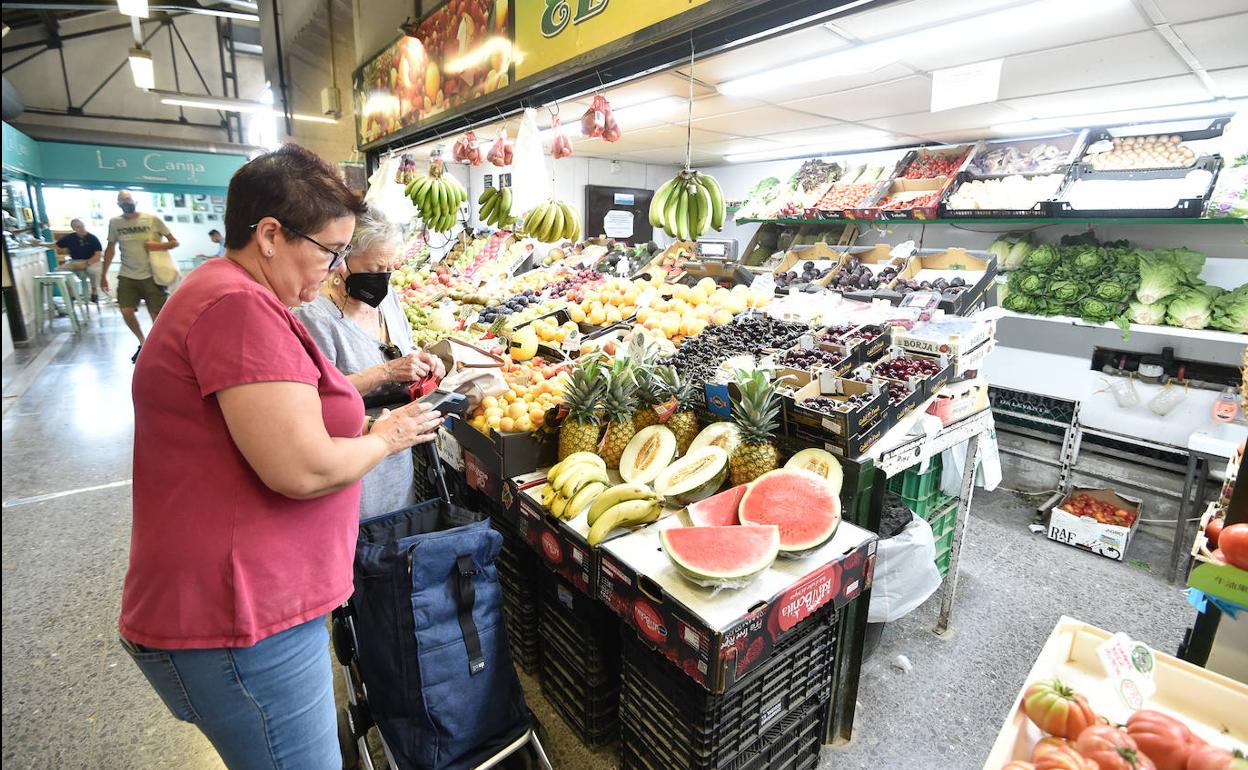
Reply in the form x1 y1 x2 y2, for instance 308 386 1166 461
781 347 844 369
832 256 900 292
893 275 968 296
664 315 810 386
802 394 875 414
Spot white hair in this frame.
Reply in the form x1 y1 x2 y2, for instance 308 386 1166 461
349 206 401 262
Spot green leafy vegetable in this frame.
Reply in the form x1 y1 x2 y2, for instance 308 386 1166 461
1022 244 1059 271
1164 285 1224 329
1127 300 1168 325
1008 270 1046 295
1077 297 1118 324
1209 284 1248 333
1048 279 1088 305
1136 249 1197 304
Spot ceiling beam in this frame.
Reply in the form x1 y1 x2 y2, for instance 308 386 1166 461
2 15 178 53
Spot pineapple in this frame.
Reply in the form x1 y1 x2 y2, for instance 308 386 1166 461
729 369 781 486
559 356 605 461
628 337 661 430
600 358 638 469
657 365 699 454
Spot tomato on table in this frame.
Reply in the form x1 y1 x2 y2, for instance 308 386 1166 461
1023 680 1099 740
1075 724 1156 770
1125 710 1199 770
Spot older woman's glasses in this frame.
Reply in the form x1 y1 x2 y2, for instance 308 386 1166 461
249 220 352 270
379 343 403 361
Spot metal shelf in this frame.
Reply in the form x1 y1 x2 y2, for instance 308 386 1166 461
997 309 1246 345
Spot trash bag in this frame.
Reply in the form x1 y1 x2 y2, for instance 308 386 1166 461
939 430 1002 498
868 513 942 623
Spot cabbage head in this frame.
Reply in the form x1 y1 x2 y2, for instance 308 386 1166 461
1008 270 1046 295
1136 250 1190 304
1209 284 1248 333
1022 244 1059 271
1078 297 1118 324
1164 285 1224 329
1127 300 1168 325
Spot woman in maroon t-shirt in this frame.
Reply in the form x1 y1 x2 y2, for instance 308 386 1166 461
119 145 444 770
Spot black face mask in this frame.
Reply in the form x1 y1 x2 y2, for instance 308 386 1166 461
119 202 137 214
345 271 390 307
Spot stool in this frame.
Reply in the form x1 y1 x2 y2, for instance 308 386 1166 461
33 274 83 335
47 271 91 325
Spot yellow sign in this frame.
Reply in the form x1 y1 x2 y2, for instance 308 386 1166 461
514 0 713 80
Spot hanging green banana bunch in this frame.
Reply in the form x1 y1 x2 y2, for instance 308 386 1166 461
477 186 517 229
404 159 467 233
521 198 580 243
648 169 725 242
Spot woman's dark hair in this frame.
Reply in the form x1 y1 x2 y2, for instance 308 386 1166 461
224 143 364 250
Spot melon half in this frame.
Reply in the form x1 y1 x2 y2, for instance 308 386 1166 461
660 525 780 585
738 468 841 556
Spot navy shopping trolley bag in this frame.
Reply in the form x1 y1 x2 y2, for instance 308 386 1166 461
350 450 527 770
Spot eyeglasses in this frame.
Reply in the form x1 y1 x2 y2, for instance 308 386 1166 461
379 343 403 361
250 219 352 271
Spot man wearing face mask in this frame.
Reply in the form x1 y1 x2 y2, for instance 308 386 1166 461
294 207 446 518
102 190 180 362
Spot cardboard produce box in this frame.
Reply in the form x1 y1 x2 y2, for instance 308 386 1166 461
1047 487 1142 562
983 616 1248 769
787 378 888 439
598 514 877 693
927 378 990 426
874 248 998 316
510 472 679 597
451 418 556 491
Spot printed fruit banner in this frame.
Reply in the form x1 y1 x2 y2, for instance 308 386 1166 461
513 0 712 79
354 0 512 147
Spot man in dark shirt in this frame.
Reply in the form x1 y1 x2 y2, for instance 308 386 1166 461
39 218 104 302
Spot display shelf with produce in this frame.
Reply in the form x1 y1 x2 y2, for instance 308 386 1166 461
996 309 1247 345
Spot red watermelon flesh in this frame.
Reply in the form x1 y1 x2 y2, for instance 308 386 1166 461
660 525 779 584
685 485 748 527
738 468 841 556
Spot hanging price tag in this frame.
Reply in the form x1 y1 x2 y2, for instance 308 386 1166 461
561 329 581 355
819 369 839 393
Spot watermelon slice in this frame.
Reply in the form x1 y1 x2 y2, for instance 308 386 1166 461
684 484 748 527
738 468 841 556
660 525 779 585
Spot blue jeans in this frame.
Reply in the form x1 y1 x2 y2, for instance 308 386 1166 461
122 616 338 770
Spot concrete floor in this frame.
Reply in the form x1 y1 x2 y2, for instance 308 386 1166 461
1 312 1197 770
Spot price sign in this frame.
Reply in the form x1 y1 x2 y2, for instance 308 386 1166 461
750 272 776 296
561 329 581 355
799 334 815 351
819 369 839 393
890 240 917 260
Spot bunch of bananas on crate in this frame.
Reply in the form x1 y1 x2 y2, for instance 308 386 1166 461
477 186 516 229
586 482 662 547
540 453 608 521
649 169 725 242
521 198 580 243
405 164 466 232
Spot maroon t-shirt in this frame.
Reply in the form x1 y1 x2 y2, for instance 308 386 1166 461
120 258 364 649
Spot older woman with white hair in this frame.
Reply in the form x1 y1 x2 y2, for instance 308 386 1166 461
295 207 446 518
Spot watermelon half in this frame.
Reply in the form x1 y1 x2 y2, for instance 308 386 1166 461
738 468 841 557
684 484 748 527
660 525 779 585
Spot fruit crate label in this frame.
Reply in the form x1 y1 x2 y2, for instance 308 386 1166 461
1096 633 1157 710
435 428 464 472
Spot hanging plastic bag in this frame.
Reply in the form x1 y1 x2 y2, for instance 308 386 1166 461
367 156 418 225
486 127 512 167
939 431 1003 498
453 130 484 166
510 108 549 217
581 94 607 138
550 116 574 160
868 513 942 623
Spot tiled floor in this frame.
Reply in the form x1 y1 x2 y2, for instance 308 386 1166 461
1 313 1196 769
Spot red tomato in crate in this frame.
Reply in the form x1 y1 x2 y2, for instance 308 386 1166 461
1023 679 1100 740
1186 743 1248 770
1075 724 1156 770
1033 737 1099 770
1125 711 1198 770
1217 523 1248 569
1205 515 1224 548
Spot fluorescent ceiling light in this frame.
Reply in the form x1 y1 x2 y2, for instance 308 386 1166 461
718 0 1128 97
724 135 891 163
444 37 511 74
128 48 155 90
117 0 149 18
992 99 1248 135
159 94 339 124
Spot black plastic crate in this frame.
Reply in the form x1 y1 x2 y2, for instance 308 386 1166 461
618 608 837 769
621 691 829 770
495 518 542 673
537 571 621 747
540 632 620 747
